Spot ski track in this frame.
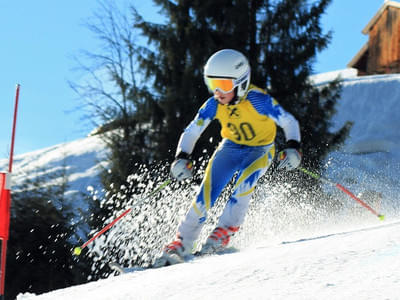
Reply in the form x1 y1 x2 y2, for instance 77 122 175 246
18 220 400 300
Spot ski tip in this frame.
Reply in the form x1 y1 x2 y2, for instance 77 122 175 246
153 254 184 268
109 262 126 274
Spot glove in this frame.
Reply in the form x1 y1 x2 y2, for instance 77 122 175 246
277 140 302 171
170 152 193 181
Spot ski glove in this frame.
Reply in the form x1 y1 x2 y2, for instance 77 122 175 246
170 152 193 181
277 140 302 171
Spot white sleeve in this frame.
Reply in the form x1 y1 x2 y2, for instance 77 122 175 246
276 110 301 142
176 117 212 155
175 98 217 156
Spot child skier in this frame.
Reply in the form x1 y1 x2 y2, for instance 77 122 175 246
156 49 302 266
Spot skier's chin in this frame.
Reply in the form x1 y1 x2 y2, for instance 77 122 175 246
217 96 234 105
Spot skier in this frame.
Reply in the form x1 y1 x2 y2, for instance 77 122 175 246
156 49 302 265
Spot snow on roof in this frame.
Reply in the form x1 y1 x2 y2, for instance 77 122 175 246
309 68 358 85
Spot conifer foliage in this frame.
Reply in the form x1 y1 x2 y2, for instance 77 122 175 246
68 2 352 267
132 0 351 169
5 167 90 300
73 0 350 190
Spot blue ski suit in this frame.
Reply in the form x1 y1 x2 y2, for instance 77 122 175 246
175 84 301 247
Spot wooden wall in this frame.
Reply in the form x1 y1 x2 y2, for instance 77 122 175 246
367 6 400 74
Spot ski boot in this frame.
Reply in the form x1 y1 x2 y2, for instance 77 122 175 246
153 236 189 267
200 226 239 254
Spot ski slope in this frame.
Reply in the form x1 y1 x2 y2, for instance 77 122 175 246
3 70 400 299
17 220 400 299
0 134 108 201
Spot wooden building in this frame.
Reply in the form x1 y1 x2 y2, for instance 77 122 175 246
348 1 400 75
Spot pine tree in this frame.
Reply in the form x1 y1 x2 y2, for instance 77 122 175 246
69 0 351 250
128 0 232 163
131 0 351 171
5 165 90 300
256 0 352 169
73 0 350 175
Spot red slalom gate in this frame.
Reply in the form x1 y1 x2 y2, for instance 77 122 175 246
0 84 20 300
0 174 11 299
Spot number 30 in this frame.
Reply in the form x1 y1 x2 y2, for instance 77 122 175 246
227 122 256 141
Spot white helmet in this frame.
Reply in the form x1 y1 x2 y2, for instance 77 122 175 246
204 49 251 98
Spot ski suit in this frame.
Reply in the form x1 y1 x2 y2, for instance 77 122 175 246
175 84 301 247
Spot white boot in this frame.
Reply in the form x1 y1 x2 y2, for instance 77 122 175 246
200 226 239 254
154 236 191 267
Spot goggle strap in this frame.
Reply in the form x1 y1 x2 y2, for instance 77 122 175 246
206 75 236 79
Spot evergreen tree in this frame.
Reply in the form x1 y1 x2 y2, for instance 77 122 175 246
132 0 351 171
68 1 352 267
5 166 90 300
256 0 352 169
73 0 350 181
132 0 227 160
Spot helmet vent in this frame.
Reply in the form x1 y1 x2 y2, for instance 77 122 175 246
241 80 248 90
235 61 245 69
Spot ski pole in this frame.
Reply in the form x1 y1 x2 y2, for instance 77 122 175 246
299 167 385 221
73 179 172 255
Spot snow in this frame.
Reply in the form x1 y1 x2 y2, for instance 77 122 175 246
0 134 108 201
3 71 400 299
309 68 358 85
324 72 400 216
17 221 400 299
332 73 400 152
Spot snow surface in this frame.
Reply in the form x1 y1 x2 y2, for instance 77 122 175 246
2 70 400 299
17 220 400 299
0 134 108 201
325 72 400 216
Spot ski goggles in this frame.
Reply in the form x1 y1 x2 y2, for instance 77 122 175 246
205 77 236 94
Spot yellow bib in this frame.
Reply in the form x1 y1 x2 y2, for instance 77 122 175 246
215 93 277 146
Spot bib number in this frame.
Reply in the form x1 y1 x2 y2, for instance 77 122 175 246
227 122 256 142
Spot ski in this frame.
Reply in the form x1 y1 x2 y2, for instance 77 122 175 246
193 246 237 257
109 259 177 275
109 247 238 275
109 262 147 274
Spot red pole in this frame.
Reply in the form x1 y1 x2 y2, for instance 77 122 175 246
335 183 383 218
73 179 171 255
0 84 20 300
1 240 7 300
0 177 11 300
80 208 132 251
300 167 384 220
8 84 20 173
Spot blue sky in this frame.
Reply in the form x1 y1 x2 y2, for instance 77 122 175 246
0 0 386 158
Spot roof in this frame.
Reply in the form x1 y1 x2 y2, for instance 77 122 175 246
362 1 400 34
347 42 368 68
